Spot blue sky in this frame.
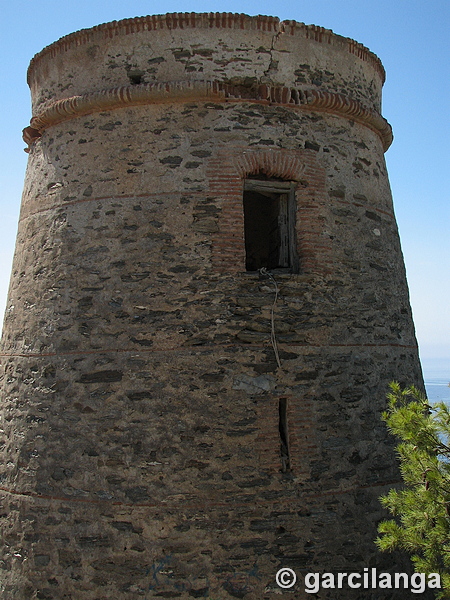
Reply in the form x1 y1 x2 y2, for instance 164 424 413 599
0 0 449 366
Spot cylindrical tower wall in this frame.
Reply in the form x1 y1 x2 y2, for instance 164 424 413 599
1 13 423 600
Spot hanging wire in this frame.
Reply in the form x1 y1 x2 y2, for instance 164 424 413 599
259 268 282 369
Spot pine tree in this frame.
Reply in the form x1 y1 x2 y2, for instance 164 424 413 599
377 382 450 597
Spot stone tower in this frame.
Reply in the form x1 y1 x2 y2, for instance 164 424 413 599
0 13 423 600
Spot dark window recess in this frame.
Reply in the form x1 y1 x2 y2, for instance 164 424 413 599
243 179 299 273
278 398 291 473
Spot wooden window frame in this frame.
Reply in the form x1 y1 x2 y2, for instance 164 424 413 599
243 179 299 274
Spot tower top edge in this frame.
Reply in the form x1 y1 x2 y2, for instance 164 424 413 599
26 12 386 85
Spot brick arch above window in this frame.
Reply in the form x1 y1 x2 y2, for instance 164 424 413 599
206 147 332 274
234 149 308 181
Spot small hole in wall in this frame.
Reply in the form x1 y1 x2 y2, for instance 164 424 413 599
128 71 144 85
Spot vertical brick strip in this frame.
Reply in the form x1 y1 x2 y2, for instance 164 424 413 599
255 396 318 477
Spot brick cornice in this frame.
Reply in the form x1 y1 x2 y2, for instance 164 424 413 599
23 80 393 152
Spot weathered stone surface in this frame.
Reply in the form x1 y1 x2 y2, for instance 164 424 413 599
0 12 426 600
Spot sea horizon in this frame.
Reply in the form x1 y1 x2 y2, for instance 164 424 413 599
421 356 450 404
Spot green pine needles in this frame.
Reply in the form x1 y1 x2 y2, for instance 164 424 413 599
377 382 450 597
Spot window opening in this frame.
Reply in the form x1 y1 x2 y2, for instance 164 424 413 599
243 179 298 273
279 398 291 473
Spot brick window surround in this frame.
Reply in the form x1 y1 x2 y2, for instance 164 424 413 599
207 147 331 274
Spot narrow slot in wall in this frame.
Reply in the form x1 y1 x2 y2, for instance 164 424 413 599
279 397 290 472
